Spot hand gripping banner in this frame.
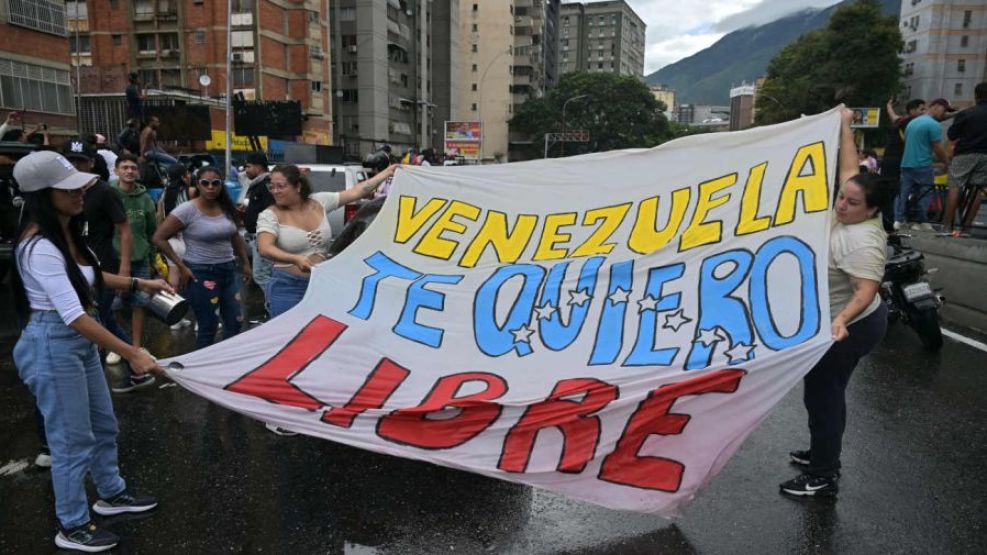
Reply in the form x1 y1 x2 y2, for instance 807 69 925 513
165 108 842 516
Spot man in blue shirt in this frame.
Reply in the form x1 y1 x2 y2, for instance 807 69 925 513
897 98 953 231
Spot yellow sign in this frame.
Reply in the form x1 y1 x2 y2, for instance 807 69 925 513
206 130 269 151
849 107 881 129
302 129 331 145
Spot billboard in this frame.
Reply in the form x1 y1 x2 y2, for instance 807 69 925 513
445 121 481 159
849 107 880 129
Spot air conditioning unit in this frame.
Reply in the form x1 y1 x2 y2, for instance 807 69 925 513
348 45 358 53
232 52 244 62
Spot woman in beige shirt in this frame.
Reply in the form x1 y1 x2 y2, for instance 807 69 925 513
780 107 890 498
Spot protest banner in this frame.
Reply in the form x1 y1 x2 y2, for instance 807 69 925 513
165 108 843 516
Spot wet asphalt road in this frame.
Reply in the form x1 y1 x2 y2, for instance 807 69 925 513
1 284 986 554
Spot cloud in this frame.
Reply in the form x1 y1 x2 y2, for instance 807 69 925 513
562 0 844 74
714 0 841 32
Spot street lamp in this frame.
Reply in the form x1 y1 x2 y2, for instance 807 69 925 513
560 94 589 157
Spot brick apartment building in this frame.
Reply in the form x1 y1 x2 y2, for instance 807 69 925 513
0 0 78 136
75 0 332 144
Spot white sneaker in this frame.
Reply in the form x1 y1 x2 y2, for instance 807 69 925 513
105 351 122 365
914 222 935 232
893 221 903 231
34 451 52 468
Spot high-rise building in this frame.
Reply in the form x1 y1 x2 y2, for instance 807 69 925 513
557 0 645 78
330 0 449 159
76 0 333 145
650 84 676 114
0 0 78 135
458 0 559 162
899 0 986 109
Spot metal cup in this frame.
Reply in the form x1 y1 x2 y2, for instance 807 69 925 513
145 291 190 326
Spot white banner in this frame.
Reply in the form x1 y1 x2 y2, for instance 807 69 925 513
165 108 842 516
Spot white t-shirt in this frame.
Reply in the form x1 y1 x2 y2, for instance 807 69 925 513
828 216 887 324
256 192 340 267
17 238 96 325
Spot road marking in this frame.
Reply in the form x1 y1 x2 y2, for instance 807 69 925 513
942 328 987 354
0 459 30 477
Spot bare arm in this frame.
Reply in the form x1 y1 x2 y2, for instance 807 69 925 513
885 98 900 122
70 315 159 374
115 221 132 277
838 107 860 186
338 164 398 205
831 277 881 341
932 141 951 166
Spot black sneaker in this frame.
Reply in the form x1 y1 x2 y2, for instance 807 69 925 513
92 489 158 516
789 449 811 466
111 374 156 394
779 473 838 497
55 521 119 552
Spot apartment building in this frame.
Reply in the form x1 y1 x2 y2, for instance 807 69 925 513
75 0 332 144
0 0 77 135
900 0 987 108
729 83 755 131
557 0 645 78
330 0 451 158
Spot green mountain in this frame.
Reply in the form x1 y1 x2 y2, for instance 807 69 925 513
646 0 901 105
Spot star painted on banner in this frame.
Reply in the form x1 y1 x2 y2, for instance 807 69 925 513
695 327 721 347
637 294 660 313
662 309 692 332
511 324 535 344
568 288 592 307
725 342 756 364
607 287 631 305
534 303 557 320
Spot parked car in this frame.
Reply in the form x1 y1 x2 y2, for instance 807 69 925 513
296 164 370 237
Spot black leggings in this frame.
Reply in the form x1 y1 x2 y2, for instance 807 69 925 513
803 303 888 476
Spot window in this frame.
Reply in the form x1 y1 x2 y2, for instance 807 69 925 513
342 61 357 75
472 3 477 11
134 0 153 17
194 31 206 44
471 83 477 91
961 35 969 47
471 64 477 72
963 10 972 28
471 24 477 32
311 81 322 92
471 103 477 111
471 44 477 52
70 33 91 54
112 34 122 46
341 89 358 102
0 58 74 114
232 67 254 88
6 0 67 36
341 35 357 48
137 34 156 53
338 7 355 21
160 33 179 51
955 83 963 96
958 59 966 72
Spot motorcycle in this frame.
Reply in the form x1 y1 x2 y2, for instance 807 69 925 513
881 233 945 351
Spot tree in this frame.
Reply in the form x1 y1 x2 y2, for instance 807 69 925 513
755 0 903 126
509 72 671 159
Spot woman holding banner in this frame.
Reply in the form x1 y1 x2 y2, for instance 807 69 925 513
256 163 397 317
780 107 890 498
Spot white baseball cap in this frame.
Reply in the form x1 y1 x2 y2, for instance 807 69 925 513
13 150 98 193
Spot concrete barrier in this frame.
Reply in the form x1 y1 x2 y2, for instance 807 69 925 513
907 233 987 333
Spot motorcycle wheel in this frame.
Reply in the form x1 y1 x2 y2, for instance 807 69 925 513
911 306 944 351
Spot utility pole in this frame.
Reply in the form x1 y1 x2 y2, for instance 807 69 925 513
224 0 233 176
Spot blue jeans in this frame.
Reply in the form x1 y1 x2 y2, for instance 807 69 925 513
185 260 242 349
265 268 310 318
97 285 137 379
13 311 127 529
896 166 934 223
143 148 178 166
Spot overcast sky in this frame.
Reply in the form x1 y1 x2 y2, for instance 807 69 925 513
564 0 843 75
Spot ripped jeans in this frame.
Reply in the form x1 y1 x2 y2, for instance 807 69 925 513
184 260 243 349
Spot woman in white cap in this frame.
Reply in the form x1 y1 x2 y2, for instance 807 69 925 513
11 151 173 552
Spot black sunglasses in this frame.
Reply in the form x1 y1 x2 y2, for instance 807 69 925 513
198 179 223 188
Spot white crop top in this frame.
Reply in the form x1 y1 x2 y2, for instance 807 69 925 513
17 238 96 325
255 192 340 267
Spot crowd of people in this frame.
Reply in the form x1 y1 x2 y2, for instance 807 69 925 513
4 84 986 551
876 84 987 237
